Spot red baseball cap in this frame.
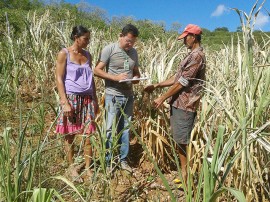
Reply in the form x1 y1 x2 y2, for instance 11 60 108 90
178 24 202 40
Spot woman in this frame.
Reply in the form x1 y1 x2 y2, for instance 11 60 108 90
55 25 98 182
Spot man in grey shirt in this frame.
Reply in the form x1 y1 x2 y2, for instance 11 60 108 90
94 24 141 173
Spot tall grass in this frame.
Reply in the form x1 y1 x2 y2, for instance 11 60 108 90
0 1 269 201
0 101 64 201
136 1 270 201
192 1 270 201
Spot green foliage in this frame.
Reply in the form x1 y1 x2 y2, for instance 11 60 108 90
0 113 39 201
214 27 229 32
1 0 269 49
31 188 65 202
0 8 28 37
202 28 211 35
236 26 242 32
0 0 43 10
170 21 182 33
136 19 166 40
209 187 246 202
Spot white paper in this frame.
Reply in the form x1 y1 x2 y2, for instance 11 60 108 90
119 77 149 83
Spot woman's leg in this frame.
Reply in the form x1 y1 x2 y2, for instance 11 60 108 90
64 134 83 182
84 136 93 176
64 134 75 165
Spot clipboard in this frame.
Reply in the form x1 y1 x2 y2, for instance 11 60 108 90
119 77 149 83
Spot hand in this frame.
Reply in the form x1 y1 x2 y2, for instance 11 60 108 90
144 84 156 93
154 96 165 108
132 76 139 84
62 102 73 117
114 73 128 81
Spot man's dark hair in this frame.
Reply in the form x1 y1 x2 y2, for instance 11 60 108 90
187 33 201 43
121 24 139 37
194 34 201 42
70 25 90 41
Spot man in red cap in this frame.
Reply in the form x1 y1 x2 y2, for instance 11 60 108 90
144 24 206 188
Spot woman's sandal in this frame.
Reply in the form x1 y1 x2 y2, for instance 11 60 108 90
173 178 181 184
173 178 184 190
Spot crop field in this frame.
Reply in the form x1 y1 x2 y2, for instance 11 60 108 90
0 2 269 202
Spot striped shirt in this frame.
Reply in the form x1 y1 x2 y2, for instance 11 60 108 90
170 47 206 112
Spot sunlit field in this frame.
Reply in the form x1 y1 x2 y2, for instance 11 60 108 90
0 2 269 202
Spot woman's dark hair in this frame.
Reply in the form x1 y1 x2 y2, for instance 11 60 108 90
121 24 139 37
70 25 90 41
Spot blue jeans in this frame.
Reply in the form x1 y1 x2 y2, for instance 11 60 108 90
105 94 134 164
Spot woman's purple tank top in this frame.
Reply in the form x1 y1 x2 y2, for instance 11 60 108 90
63 48 94 95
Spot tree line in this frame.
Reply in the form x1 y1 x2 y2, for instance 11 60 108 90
1 0 269 50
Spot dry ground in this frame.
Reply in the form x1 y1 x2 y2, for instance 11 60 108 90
45 135 186 202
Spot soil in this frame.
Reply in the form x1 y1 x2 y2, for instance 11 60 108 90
46 137 186 202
